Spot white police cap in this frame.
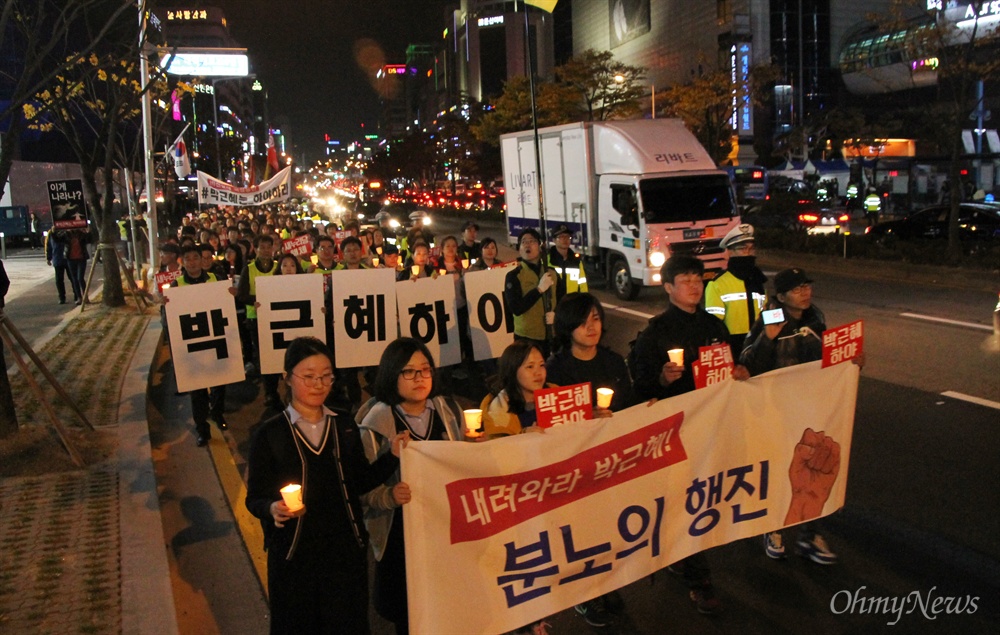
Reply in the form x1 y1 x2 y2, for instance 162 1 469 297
720 223 755 250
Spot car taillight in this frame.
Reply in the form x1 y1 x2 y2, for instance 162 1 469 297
864 226 871 234
799 213 819 223
838 213 849 222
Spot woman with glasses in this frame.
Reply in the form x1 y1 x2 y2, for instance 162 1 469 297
356 338 463 634
245 337 410 634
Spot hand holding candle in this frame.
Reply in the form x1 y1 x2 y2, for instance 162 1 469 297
280 484 304 512
668 348 684 366
463 409 483 438
596 387 614 409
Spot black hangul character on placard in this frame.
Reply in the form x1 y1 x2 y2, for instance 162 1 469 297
496 531 560 608
269 300 314 350
685 472 724 536
343 294 387 342
408 300 450 344
476 292 515 334
615 496 665 559
725 461 769 523
179 308 230 359
557 524 612 585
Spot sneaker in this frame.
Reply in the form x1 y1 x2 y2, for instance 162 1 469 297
797 534 837 565
574 599 613 627
765 532 786 559
689 582 720 615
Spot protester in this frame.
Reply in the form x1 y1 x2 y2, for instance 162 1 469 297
398 242 436 281
546 293 633 413
335 236 367 271
237 235 280 406
199 243 228 281
45 230 75 305
705 223 767 352
468 237 503 270
547 224 587 299
481 340 550 438
457 220 481 262
437 235 471 369
222 244 243 281
504 228 557 357
274 252 304 276
28 211 41 249
245 337 409 635
171 245 222 446
65 229 90 305
739 267 865 565
357 338 463 635
627 254 749 615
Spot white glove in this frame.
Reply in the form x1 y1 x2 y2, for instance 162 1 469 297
537 271 555 293
545 311 555 325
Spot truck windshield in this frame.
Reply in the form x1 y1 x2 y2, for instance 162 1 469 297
639 175 736 224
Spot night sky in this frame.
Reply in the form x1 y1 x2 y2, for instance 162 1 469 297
207 0 455 160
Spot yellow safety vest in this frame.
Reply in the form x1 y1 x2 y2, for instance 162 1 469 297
175 272 217 286
547 251 588 295
704 270 765 336
512 261 556 341
246 260 274 319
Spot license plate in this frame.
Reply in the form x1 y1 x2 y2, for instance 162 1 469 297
683 228 705 239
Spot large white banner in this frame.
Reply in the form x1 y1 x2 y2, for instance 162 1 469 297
331 268 398 368
463 266 515 361
197 166 292 207
256 275 326 375
164 281 245 392
396 275 461 367
403 361 859 634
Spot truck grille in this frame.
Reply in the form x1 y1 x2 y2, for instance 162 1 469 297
669 238 724 257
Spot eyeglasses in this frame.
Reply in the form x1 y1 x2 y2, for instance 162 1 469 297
291 373 335 387
399 368 433 380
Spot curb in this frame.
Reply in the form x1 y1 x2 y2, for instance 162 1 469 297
117 318 180 635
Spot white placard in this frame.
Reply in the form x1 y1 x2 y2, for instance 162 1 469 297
395 275 461 367
164 280 245 392
331 268 398 368
256 274 326 375
463 266 515 361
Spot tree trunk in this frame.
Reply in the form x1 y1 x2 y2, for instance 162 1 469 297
0 336 17 439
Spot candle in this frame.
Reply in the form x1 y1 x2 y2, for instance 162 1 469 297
161 283 170 291
463 409 483 437
596 388 614 409
668 348 684 366
461 258 470 269
372 257 380 267
411 265 421 276
279 484 304 511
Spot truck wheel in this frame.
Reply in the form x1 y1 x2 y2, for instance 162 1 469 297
610 258 640 301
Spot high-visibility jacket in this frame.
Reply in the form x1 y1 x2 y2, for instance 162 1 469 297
704 270 765 338
245 260 275 319
174 271 217 286
510 261 556 341
547 248 588 297
864 194 881 212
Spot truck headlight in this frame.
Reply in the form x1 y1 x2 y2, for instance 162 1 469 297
648 250 666 268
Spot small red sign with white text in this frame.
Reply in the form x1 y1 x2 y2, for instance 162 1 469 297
154 269 182 290
692 344 734 389
534 382 593 428
283 235 313 258
822 320 864 367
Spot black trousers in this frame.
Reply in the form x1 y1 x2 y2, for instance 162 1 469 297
267 542 370 634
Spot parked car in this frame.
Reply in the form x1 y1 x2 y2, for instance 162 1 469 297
865 203 1000 241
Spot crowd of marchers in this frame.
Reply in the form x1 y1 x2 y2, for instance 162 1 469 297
132 204 864 635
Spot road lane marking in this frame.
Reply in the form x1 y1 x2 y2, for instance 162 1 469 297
940 391 1000 410
900 312 993 332
602 302 655 320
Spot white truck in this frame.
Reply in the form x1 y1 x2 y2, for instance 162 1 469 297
501 119 741 299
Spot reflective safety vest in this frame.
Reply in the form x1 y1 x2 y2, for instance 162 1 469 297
175 271 217 286
864 194 881 212
512 261 556 341
246 260 275 319
704 270 765 337
116 219 128 240
846 184 859 199
547 250 588 295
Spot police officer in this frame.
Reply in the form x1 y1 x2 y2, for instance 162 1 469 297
864 188 882 227
546 224 587 300
704 224 767 352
